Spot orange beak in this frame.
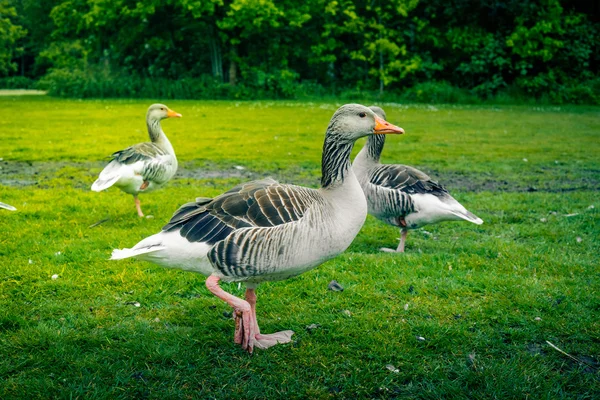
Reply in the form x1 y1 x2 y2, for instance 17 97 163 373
374 115 404 134
167 108 182 118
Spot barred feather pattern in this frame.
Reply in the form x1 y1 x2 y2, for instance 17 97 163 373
361 181 415 226
163 179 323 245
366 133 385 160
321 137 353 188
111 142 168 164
369 163 449 197
355 134 455 224
207 196 348 282
110 142 176 185
354 113 481 230
161 178 338 282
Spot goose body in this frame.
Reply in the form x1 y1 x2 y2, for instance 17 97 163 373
115 178 367 283
353 106 482 252
112 104 404 352
0 202 16 211
91 104 181 217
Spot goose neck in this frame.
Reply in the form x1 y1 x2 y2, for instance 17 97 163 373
320 136 354 189
147 118 174 154
364 134 384 162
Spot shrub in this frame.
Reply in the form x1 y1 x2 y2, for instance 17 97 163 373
35 67 600 105
38 66 311 100
401 81 478 104
0 76 36 89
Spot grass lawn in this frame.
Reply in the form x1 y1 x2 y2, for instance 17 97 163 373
0 95 599 399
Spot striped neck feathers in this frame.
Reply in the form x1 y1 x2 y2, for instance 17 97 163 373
147 118 165 143
365 134 385 162
321 134 354 188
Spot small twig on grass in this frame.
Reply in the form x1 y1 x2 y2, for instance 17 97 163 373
89 218 110 228
545 340 598 370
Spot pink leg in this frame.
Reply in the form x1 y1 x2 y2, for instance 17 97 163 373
245 287 294 350
380 228 408 253
233 311 244 345
245 288 261 334
134 195 144 217
397 228 408 253
206 275 256 352
206 275 293 353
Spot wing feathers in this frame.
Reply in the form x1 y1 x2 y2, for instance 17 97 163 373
162 179 321 247
370 164 448 197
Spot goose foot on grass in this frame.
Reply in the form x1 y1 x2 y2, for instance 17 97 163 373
380 228 408 253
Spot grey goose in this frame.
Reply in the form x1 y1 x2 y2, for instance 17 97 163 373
91 104 181 217
353 106 483 253
111 104 404 353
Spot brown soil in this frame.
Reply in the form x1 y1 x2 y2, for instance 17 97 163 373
1 160 598 192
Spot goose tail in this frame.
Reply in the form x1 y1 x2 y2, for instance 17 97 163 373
92 161 123 192
110 244 166 260
449 209 483 225
91 175 120 192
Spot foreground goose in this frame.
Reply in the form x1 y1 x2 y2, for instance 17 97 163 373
0 202 16 211
91 104 181 217
353 106 482 253
111 104 404 353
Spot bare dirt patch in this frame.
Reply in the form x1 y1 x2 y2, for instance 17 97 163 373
1 160 598 192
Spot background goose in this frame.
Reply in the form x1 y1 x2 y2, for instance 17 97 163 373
353 106 483 253
111 104 404 353
91 104 181 217
0 202 16 211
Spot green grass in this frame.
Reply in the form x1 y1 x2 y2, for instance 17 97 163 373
0 96 599 399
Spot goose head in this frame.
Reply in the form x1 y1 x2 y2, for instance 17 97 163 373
147 103 182 121
365 106 389 154
326 104 403 142
369 105 386 120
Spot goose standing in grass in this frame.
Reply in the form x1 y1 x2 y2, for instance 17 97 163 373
91 104 181 217
0 202 16 211
353 106 483 253
111 104 404 353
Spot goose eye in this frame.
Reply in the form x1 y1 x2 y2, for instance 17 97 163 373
359 112 366 118
160 108 165 111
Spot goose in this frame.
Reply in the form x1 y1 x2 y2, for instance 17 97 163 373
0 202 16 211
353 106 482 253
111 104 404 353
91 104 181 217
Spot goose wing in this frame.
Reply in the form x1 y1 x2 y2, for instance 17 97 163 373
111 142 166 164
162 178 322 246
111 142 174 183
370 164 449 197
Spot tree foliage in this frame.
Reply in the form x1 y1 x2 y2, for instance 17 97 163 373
0 0 27 76
5 0 600 103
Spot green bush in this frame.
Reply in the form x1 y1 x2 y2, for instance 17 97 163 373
38 67 311 100
553 78 600 105
0 76 36 89
39 68 231 99
401 81 478 104
35 66 600 105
